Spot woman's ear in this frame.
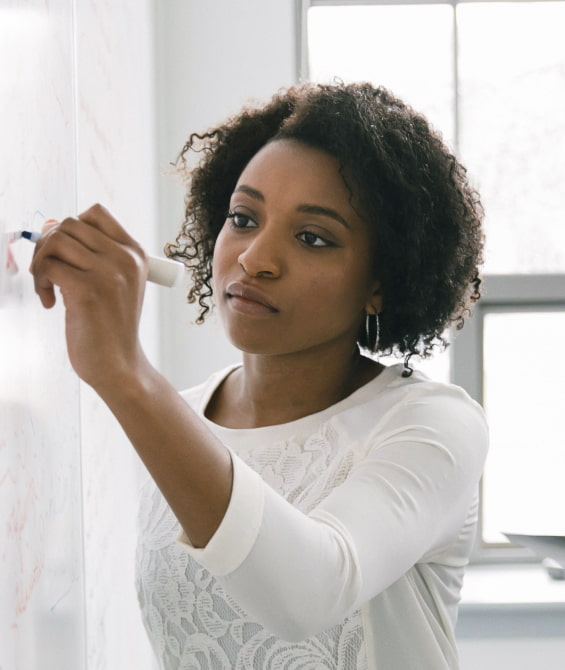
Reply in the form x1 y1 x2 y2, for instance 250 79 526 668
365 281 383 316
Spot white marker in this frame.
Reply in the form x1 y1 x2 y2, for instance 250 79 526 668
19 230 185 288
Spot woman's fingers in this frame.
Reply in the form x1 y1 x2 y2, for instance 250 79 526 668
41 218 60 234
75 204 148 284
29 205 147 306
32 256 87 309
30 218 96 306
77 203 140 249
28 204 149 388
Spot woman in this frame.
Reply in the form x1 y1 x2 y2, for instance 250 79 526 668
31 83 488 669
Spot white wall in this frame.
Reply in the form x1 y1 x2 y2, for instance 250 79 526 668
75 1 159 668
155 0 298 390
0 1 158 668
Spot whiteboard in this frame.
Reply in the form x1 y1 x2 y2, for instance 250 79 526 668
0 1 86 668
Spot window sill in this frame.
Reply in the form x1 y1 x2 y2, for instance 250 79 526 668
457 563 565 639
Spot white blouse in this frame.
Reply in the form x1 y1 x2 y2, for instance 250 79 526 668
136 363 488 669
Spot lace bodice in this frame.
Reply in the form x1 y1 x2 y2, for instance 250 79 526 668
135 363 489 670
136 422 369 670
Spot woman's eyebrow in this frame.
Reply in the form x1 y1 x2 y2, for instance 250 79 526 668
233 185 264 201
233 186 350 229
297 204 350 229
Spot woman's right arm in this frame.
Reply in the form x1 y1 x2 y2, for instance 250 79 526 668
30 204 234 549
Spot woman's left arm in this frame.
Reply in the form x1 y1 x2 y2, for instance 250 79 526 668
180 385 489 641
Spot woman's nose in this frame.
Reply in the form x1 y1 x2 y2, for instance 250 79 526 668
237 230 282 278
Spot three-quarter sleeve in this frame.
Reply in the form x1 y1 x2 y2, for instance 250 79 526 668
177 444 265 575
177 382 488 642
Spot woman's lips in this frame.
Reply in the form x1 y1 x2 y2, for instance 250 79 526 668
226 282 279 314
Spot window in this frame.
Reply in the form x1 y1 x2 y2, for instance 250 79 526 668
302 0 565 559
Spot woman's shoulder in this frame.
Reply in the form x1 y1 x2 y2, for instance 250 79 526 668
346 361 481 411
400 367 486 423
361 364 489 466
336 362 488 456
369 362 482 407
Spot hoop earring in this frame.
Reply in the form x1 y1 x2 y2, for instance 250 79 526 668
365 312 380 353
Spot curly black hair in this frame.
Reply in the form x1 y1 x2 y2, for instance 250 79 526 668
166 82 484 369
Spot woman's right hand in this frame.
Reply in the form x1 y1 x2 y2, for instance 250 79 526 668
29 204 149 391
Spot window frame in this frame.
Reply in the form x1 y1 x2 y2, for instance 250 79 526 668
299 0 565 562
451 275 565 561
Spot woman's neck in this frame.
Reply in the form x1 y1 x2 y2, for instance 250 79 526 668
206 347 383 429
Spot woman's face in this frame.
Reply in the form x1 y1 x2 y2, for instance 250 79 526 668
212 139 381 357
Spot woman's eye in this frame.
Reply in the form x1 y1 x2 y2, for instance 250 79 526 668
226 212 255 228
298 231 333 248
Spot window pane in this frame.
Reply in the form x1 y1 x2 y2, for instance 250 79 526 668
458 2 565 274
307 5 455 144
482 312 565 544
